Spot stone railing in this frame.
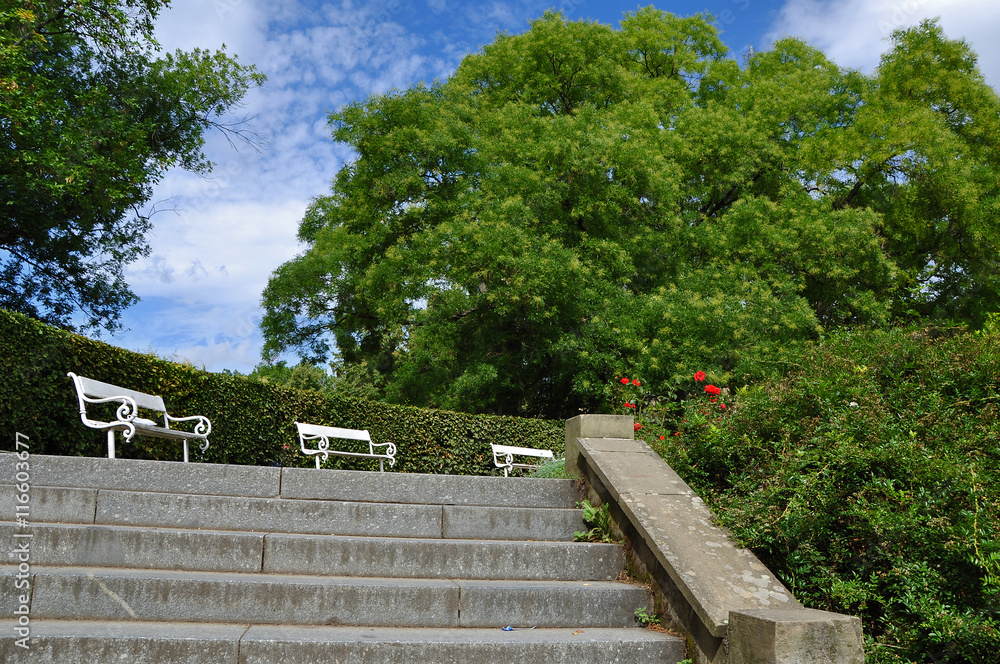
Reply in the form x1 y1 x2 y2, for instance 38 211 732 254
565 415 865 664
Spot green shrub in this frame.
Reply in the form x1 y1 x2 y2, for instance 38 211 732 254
0 309 562 474
529 457 575 479
656 327 1000 663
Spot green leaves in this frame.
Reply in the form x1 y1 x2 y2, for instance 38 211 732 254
573 499 615 544
263 10 1000 418
663 326 1000 662
1 0 265 333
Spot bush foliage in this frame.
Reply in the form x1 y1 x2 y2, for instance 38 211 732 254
0 309 562 474
645 327 1000 663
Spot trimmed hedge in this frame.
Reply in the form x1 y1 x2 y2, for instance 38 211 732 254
0 309 563 474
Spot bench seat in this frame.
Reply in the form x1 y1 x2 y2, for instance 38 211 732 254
295 421 396 471
491 443 554 477
68 372 211 462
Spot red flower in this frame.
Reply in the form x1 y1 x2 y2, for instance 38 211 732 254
631 378 641 386
674 432 681 436
705 384 721 396
634 422 642 431
659 435 665 440
720 403 727 410
693 371 706 382
624 402 636 409
620 377 630 384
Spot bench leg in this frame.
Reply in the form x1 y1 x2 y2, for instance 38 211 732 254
183 440 189 463
316 456 321 470
107 430 116 459
379 459 384 472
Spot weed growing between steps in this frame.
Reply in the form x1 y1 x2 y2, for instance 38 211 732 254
633 607 660 627
574 500 615 544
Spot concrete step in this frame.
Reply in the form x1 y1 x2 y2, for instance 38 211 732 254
12 566 651 628
279 467 582 507
0 523 622 580
2 453 580 508
0 453 673 662
0 484 584 541
0 620 686 664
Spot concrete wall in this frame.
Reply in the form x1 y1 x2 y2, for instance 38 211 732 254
565 415 864 664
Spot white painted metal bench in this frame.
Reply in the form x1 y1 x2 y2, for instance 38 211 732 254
295 421 396 471
491 443 554 477
67 372 211 462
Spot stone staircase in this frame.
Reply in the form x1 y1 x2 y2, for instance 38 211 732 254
1 453 684 663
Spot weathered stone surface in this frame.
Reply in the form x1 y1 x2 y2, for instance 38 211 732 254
576 436 800 636
94 489 444 538
728 609 865 664
239 625 685 664
0 619 243 663
0 522 264 572
577 439 693 498
564 414 633 476
0 449 687 663
457 579 650 627
280 467 580 507
262 533 622 581
442 505 583 541
29 567 461 627
0 565 31 619
0 485 97 524
619 492 797 634
0 453 281 497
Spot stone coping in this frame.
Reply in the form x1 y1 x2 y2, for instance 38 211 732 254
574 435 799 636
565 414 864 664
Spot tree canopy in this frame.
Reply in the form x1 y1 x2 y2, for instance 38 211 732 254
262 8 1000 418
1 0 265 332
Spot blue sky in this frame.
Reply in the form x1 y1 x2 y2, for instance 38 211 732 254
108 0 1000 373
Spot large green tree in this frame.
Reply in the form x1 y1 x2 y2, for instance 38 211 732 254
1 0 265 332
262 9 1000 418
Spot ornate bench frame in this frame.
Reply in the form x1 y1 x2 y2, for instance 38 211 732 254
491 443 554 477
295 421 396 472
67 372 211 462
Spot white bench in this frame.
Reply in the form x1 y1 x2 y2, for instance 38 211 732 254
491 443 554 477
295 421 396 471
67 372 211 462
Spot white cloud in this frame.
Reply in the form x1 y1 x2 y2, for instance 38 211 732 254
766 0 1000 89
127 198 306 304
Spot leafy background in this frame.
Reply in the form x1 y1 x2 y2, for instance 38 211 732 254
628 324 1000 663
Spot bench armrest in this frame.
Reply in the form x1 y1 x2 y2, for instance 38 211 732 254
164 413 212 436
163 413 212 452
82 394 140 422
369 440 397 467
68 372 140 441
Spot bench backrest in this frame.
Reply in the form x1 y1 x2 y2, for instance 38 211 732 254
491 444 554 460
71 374 166 413
295 422 372 443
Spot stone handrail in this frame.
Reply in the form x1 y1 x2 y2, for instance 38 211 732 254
565 415 864 664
